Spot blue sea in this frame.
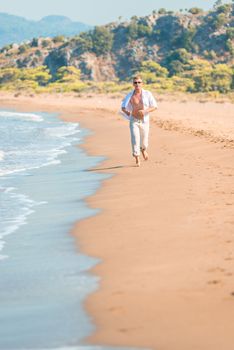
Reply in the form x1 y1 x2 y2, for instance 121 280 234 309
0 110 141 350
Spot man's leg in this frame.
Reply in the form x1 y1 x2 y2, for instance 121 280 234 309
140 121 150 160
129 121 141 166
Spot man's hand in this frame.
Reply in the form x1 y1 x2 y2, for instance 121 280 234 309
137 109 145 119
122 108 130 116
131 109 144 119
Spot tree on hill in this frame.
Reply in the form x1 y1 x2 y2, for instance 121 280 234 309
126 18 152 41
158 8 167 15
175 27 197 51
188 8 203 15
72 33 93 55
31 38 38 47
91 26 113 56
165 48 192 75
152 15 184 48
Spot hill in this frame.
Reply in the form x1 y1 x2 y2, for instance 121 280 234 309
0 4 233 94
0 13 91 47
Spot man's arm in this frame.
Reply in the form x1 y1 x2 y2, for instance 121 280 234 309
137 106 156 118
144 106 157 114
121 107 131 116
137 91 157 117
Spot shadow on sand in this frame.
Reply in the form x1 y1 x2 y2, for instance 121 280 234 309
86 164 136 172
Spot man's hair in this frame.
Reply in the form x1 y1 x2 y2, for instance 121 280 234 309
132 74 143 82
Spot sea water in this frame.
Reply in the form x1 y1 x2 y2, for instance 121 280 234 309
0 110 142 350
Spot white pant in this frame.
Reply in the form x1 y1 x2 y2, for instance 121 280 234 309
129 119 150 156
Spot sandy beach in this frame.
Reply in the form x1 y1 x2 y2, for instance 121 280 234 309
1 92 234 350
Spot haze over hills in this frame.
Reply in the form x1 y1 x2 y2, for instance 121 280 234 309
0 13 92 47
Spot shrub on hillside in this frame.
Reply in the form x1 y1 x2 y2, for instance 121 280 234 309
53 36 66 43
31 38 39 47
55 66 81 82
139 60 169 82
91 26 113 56
18 44 30 54
188 8 203 15
0 67 20 83
19 66 52 86
72 34 93 55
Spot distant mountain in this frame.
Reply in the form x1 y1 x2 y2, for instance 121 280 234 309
0 13 92 47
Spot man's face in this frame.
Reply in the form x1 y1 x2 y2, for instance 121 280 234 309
133 79 143 91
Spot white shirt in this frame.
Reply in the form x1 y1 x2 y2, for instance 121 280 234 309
121 89 158 122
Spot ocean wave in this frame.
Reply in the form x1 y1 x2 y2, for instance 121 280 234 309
0 113 80 178
44 123 80 138
0 110 80 259
0 159 61 177
6 148 67 157
0 148 68 177
0 111 44 122
0 187 46 259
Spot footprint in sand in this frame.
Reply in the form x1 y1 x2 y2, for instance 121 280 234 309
112 290 124 296
108 306 123 313
207 280 221 285
118 327 141 333
207 267 225 273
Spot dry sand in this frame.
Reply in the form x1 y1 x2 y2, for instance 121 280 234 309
1 92 234 350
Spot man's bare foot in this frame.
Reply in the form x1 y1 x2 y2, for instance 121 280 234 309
141 149 149 160
135 156 140 167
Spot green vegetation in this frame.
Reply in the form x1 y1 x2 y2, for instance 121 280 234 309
140 61 169 83
188 8 204 15
31 38 39 47
53 35 66 43
0 58 233 95
126 18 152 41
91 26 114 55
18 44 30 54
158 8 167 15
0 66 52 89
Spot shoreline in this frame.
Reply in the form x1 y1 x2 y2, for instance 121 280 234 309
1 93 234 350
0 108 106 348
1 91 233 148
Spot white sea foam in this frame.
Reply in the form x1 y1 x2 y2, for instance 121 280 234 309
0 167 28 177
45 123 80 138
0 187 45 259
0 149 67 177
0 150 5 161
0 110 43 122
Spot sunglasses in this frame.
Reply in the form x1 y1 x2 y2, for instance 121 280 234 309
133 81 142 85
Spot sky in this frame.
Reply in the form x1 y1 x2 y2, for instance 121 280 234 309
0 0 231 25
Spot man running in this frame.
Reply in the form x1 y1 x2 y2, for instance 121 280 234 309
121 75 157 166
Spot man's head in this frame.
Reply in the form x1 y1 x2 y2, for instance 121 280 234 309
132 75 143 92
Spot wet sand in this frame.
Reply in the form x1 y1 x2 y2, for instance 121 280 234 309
1 92 234 350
